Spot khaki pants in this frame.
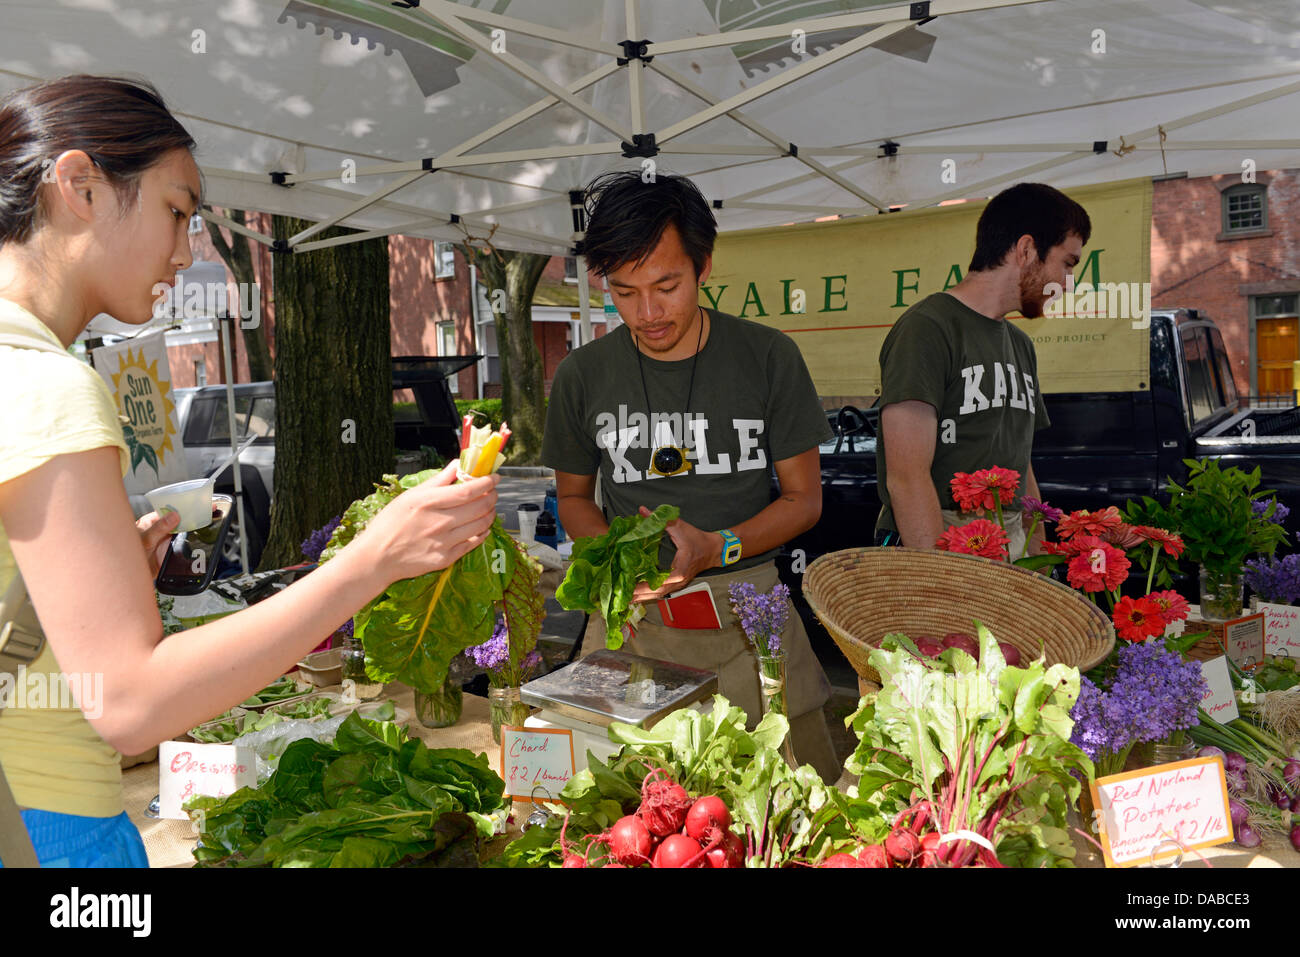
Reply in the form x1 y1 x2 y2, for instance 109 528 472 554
580 560 840 783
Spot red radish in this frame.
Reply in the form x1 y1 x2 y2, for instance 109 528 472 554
705 830 745 869
856 844 891 868
558 813 589 868
885 827 921 865
685 795 732 841
605 814 653 866
919 850 941 868
638 767 692 837
920 832 941 854
818 853 864 868
942 633 980 660
653 833 707 868
915 637 945 659
997 641 1022 667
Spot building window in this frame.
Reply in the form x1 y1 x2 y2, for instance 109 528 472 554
438 321 459 393
1255 294 1299 320
564 256 578 283
435 242 456 280
1223 184 1267 234
194 357 207 387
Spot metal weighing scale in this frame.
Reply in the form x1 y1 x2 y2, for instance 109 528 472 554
521 650 718 769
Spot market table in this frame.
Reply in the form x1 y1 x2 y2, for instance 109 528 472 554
126 681 1295 868
123 682 519 868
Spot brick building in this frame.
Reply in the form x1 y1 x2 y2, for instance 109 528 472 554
165 215 613 398
1151 169 1300 398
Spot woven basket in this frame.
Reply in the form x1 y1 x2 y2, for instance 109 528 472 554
803 547 1115 683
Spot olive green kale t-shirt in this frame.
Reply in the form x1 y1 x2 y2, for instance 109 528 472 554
876 292 1050 532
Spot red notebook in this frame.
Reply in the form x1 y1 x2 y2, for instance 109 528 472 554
656 581 723 630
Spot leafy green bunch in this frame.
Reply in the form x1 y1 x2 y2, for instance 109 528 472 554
188 713 506 867
844 627 1092 868
493 696 847 868
320 469 522 693
1125 458 1287 579
555 504 678 648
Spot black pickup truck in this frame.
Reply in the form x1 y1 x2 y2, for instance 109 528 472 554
791 308 1300 561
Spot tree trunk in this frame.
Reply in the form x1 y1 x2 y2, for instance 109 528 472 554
205 207 274 382
259 216 394 570
458 245 549 464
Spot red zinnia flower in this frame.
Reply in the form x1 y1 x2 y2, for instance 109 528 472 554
1147 589 1191 626
1056 507 1124 540
950 467 1021 513
1113 595 1167 642
1066 541 1130 592
1045 533 1105 557
1132 525 1186 559
1099 523 1145 550
936 519 1010 560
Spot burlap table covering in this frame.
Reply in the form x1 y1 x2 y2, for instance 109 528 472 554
123 683 512 868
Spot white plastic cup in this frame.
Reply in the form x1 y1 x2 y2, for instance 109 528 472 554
146 478 216 532
517 503 540 543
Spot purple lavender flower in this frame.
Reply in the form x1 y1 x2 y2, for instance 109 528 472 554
1244 554 1300 604
1021 497 1064 523
523 650 543 673
301 516 342 562
1252 498 1290 527
336 618 354 640
465 620 510 671
728 582 791 654
1069 639 1206 761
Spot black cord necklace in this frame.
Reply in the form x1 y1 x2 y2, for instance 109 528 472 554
635 306 704 477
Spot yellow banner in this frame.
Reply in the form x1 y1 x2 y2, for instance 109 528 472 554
705 178 1152 402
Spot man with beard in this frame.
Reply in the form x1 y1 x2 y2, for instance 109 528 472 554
874 182 1090 554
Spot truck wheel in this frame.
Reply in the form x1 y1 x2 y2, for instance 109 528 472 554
221 496 265 572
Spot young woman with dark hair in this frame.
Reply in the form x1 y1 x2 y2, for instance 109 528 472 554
0 75 499 867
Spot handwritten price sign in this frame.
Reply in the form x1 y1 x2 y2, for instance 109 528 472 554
1199 656 1239 724
1255 602 1300 659
499 727 576 803
158 741 256 820
1223 613 1265 669
1090 757 1233 867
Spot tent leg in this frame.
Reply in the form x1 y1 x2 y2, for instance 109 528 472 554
220 314 250 575
576 253 593 347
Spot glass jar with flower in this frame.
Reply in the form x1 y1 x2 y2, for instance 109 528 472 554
728 581 798 766
1125 459 1287 621
466 620 544 744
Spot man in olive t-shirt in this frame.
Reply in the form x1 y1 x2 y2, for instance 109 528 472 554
542 170 839 783
877 183 1091 550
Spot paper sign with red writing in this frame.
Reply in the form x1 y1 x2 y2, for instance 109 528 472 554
1256 601 1300 659
1199 655 1239 724
499 726 575 803
158 741 256 820
1223 613 1265 669
1089 757 1233 868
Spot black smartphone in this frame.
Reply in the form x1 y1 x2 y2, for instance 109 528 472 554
155 494 235 596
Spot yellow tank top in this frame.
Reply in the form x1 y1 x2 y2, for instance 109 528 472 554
0 298 131 817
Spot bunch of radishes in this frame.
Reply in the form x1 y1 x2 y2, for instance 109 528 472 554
560 768 745 868
910 632 1022 667
818 801 991 868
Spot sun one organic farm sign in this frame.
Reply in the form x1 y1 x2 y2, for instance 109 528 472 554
91 337 189 492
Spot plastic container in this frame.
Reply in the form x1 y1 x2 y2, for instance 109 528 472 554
542 485 565 542
517 502 540 542
535 510 559 548
146 478 215 532
297 648 343 687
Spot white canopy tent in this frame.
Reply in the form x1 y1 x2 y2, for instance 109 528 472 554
2 0 1299 339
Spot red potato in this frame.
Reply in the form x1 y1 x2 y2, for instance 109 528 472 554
914 636 945 659
942 633 980 660
997 641 1022 667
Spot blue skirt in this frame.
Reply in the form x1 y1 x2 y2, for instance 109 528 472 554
1 808 149 868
